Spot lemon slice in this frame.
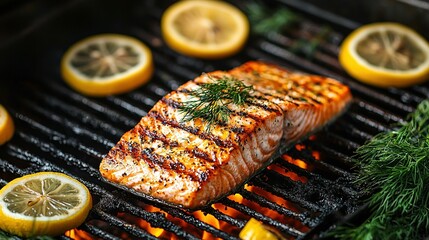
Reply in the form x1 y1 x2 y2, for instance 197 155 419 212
239 218 284 240
339 22 429 88
0 172 92 237
161 0 249 59
61 34 154 96
0 104 14 145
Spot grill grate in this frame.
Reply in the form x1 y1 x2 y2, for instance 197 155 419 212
1 0 428 239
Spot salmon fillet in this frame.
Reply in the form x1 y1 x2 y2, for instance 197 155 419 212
99 61 352 208
228 61 352 144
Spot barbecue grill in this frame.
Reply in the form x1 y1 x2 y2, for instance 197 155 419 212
1 0 428 239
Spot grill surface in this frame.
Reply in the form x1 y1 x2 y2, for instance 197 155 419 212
0 0 428 239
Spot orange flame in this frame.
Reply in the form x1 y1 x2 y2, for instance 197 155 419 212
192 211 221 240
295 144 306 151
282 154 309 170
138 205 165 237
65 229 93 240
244 184 304 216
249 185 309 232
117 203 239 239
214 184 310 235
110 144 319 239
312 150 320 160
268 163 308 183
212 193 246 221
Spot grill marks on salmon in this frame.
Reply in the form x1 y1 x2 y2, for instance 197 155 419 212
99 61 352 208
228 61 352 143
101 73 284 208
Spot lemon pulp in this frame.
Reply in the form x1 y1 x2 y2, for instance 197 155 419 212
356 29 426 71
339 22 429 88
161 0 249 59
0 172 92 237
61 34 153 96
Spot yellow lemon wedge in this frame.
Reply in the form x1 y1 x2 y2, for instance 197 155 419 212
61 34 154 96
0 104 14 145
161 0 249 59
239 218 284 240
0 172 92 238
339 22 429 88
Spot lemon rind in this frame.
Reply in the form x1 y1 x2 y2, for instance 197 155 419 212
348 23 429 75
340 22 429 87
0 105 14 145
0 174 90 221
0 172 92 237
60 34 154 96
161 0 249 59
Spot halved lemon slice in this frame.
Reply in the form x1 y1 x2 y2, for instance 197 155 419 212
161 0 249 59
0 172 92 237
61 34 154 96
339 22 429 88
0 104 14 145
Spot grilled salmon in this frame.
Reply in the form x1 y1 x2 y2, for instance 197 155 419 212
99 61 352 208
228 61 352 143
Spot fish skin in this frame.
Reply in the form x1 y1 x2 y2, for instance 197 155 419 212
99 61 352 208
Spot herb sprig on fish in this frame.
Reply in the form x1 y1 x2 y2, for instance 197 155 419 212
331 99 429 239
179 76 253 129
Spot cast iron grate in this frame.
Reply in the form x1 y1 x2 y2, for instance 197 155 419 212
1 0 428 239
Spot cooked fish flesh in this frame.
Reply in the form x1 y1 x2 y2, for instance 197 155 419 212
99 61 352 208
228 61 352 143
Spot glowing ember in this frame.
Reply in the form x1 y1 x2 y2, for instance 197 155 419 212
193 211 220 240
282 154 310 170
312 150 321 160
65 229 94 240
118 210 172 239
295 144 306 151
308 135 317 141
117 203 239 239
109 144 319 239
245 185 302 213
212 193 247 220
223 185 310 234
140 205 165 237
268 163 308 183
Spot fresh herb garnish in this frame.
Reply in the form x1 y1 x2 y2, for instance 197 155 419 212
290 25 332 59
0 229 54 240
244 1 333 59
179 76 253 129
0 230 13 240
244 1 300 35
330 99 429 239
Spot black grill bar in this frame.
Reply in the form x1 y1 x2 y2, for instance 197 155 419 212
240 189 308 223
219 198 304 238
44 80 139 128
0 0 427 239
251 176 322 213
79 224 120 240
202 207 246 229
94 209 160 240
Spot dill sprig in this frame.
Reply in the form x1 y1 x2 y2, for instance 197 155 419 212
179 76 253 129
330 99 429 239
244 1 300 35
0 230 13 240
0 229 54 240
244 1 331 59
